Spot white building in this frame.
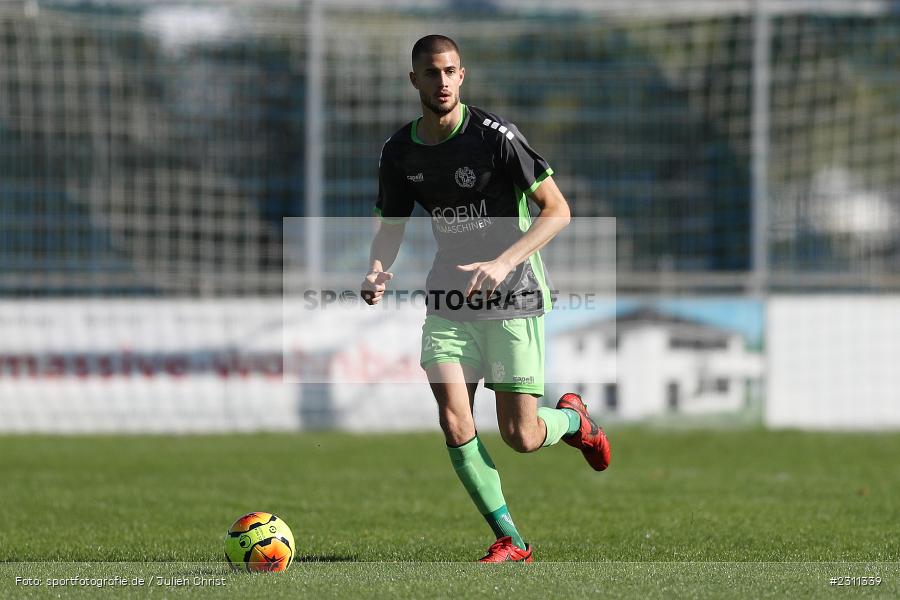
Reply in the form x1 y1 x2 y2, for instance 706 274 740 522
549 307 763 420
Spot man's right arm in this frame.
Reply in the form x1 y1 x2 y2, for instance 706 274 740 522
361 221 405 305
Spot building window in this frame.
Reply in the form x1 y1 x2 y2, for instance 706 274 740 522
715 378 729 393
604 383 618 411
606 336 618 350
574 337 585 354
667 381 680 411
669 337 728 350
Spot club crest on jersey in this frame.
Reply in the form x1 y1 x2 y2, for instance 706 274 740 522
454 166 476 189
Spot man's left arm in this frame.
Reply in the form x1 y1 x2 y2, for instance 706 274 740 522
457 176 570 297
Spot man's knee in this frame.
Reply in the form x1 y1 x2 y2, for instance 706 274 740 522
439 410 476 446
499 424 541 453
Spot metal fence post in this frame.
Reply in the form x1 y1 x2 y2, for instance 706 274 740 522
751 0 771 297
304 0 324 287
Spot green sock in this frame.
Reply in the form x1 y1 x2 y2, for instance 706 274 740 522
484 505 525 548
447 436 526 549
537 407 581 447
562 408 581 435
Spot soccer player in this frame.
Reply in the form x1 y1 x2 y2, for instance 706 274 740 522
361 34 611 563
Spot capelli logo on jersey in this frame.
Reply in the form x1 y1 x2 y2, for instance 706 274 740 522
454 166 476 188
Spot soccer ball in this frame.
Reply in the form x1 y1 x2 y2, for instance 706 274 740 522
224 512 295 572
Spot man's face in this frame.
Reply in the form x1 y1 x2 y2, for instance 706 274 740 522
409 51 465 117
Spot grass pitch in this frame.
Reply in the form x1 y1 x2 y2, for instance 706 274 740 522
0 428 898 598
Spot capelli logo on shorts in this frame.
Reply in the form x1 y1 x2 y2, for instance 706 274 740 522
512 375 535 384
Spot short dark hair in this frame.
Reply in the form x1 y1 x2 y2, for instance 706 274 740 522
411 35 461 66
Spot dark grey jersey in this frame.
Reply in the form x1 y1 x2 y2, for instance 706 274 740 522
375 104 554 321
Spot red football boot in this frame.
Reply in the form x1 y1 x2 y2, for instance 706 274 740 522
556 392 611 471
478 536 533 563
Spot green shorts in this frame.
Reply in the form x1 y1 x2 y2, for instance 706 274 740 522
420 314 545 397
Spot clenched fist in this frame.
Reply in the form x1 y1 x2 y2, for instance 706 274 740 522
361 271 394 305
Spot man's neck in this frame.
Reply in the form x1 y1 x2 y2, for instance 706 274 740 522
417 103 463 145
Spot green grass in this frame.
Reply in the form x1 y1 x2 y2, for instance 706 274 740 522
1 428 898 598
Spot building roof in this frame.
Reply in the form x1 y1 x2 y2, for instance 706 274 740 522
554 305 740 344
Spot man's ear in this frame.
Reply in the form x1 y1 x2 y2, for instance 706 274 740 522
409 71 418 89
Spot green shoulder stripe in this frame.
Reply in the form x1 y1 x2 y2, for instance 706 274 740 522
525 167 554 196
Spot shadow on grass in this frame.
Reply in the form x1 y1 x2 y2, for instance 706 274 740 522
171 555 357 577
294 554 358 563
